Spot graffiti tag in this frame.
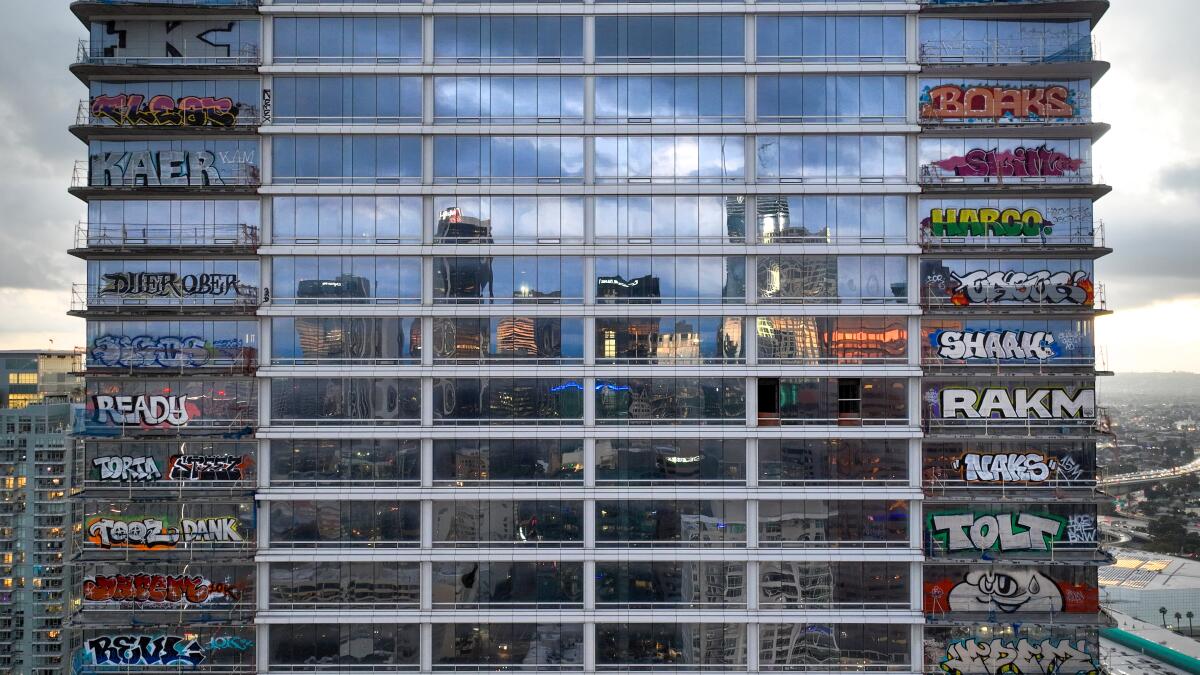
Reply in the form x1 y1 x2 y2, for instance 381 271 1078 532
86 516 243 549
91 335 245 369
166 454 249 481
81 635 205 669
940 638 1098 675
99 272 243 298
91 150 226 187
925 207 1054 238
921 85 1074 120
934 145 1084 178
83 574 242 606
938 388 1096 420
948 568 1063 613
91 395 191 426
91 94 239 127
933 330 1059 361
929 512 1066 552
207 636 254 652
93 455 162 482
946 270 1093 306
954 452 1056 483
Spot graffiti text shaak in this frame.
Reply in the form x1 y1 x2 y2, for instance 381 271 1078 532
934 330 1059 361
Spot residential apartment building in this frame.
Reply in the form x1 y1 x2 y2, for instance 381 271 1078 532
0 403 73 675
0 351 83 410
65 0 1109 673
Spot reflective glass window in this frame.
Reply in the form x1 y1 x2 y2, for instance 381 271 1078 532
756 316 908 364
434 196 584 243
433 256 584 304
758 500 910 547
595 256 746 304
759 561 910 609
272 135 422 184
271 317 421 365
432 562 584 608
433 16 584 62
919 18 1092 64
595 377 746 425
596 500 748 546
433 136 585 183
596 562 746 608
273 196 422 244
595 76 744 123
597 623 746 669
595 439 746 485
270 561 420 609
595 196 747 244
433 317 584 364
755 135 907 183
433 439 585 485
273 76 422 123
274 17 422 63
269 624 420 668
269 501 421 547
270 439 421 485
595 136 745 183
595 16 745 63
758 75 906 123
756 195 907 244
434 77 584 123
757 255 908 303
270 378 421 424
595 317 745 364
270 256 422 304
757 16 906 62
432 377 584 424
759 439 908 485
432 500 584 545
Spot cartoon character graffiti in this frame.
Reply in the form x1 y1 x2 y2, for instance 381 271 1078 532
948 569 1063 613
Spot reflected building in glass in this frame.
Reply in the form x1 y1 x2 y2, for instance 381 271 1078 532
65 0 1109 673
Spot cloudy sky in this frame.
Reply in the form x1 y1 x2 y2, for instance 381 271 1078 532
0 1 1194 372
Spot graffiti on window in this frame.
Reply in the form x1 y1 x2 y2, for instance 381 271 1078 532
91 394 195 427
925 567 1098 615
79 635 205 670
933 146 1083 178
93 455 162 482
99 272 245 298
941 270 1093 306
91 335 247 368
920 85 1074 121
90 94 239 127
166 454 250 481
927 512 1076 553
954 452 1056 483
923 207 1055 238
932 330 1059 361
85 516 244 549
83 574 244 607
938 638 1099 675
936 387 1096 420
90 150 237 187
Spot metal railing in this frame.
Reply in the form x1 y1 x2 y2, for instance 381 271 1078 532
277 176 421 186
80 0 258 5
919 37 1098 65
75 39 260 67
71 282 261 312
269 418 421 427
268 296 421 306
273 114 423 126
76 99 261 128
273 235 424 245
75 221 260 250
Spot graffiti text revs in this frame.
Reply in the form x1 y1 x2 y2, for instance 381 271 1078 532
939 388 1096 420
91 94 239 127
955 452 1055 483
947 270 1093 306
99 272 242 298
167 454 249 481
83 574 241 606
933 145 1083 178
925 207 1053 238
934 330 1058 361
930 512 1066 552
93 455 161 482
921 85 1074 120
92 395 190 426
86 516 243 549
940 638 1099 675
82 635 205 669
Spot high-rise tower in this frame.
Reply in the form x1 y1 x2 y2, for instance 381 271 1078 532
65 0 1108 673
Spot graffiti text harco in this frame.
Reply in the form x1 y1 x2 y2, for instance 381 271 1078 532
925 207 1055 238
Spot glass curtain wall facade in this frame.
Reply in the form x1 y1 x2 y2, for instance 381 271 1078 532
65 0 1109 674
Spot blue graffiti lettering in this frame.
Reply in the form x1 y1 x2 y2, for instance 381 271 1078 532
91 335 245 368
81 635 205 668
207 635 254 652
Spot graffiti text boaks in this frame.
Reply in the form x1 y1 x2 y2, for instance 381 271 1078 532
934 146 1084 178
90 94 240 127
922 85 1074 121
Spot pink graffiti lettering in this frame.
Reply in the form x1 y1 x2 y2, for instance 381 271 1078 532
90 94 239 127
934 145 1084 178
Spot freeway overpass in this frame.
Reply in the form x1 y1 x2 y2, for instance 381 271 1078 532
1101 458 1200 488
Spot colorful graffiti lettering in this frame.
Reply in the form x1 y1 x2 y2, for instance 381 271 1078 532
91 150 226 187
926 567 1099 615
83 574 242 606
166 454 250 481
207 636 254 652
91 335 245 369
933 145 1084 178
93 455 162 482
90 94 239 127
85 516 243 550
939 638 1098 675
81 635 205 669
938 388 1096 420
91 395 193 427
946 269 1093 306
921 85 1074 120
928 512 1067 552
99 272 243 298
933 330 1059 361
954 452 1055 483
924 207 1054 238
